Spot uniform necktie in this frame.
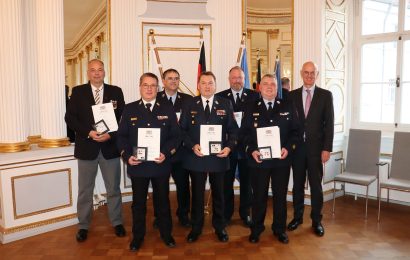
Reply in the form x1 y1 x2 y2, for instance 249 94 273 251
305 89 311 118
235 93 240 105
146 103 152 112
169 96 173 105
94 88 101 104
205 100 210 119
267 101 273 113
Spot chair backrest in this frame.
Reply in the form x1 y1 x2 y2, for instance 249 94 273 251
390 132 410 180
345 129 381 176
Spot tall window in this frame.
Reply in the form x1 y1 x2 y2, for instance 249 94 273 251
355 0 410 129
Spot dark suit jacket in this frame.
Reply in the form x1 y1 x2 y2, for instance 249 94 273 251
157 90 193 163
180 95 239 172
65 83 125 160
288 86 334 155
117 99 181 178
241 98 299 168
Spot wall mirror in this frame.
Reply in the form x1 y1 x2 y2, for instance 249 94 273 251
244 0 293 88
64 0 109 92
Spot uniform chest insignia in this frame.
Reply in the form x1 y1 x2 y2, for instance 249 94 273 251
280 112 289 116
196 100 201 104
215 100 219 105
257 101 262 106
157 115 168 120
254 122 258 128
227 92 231 96
253 113 260 116
156 102 160 107
191 111 197 114
177 95 181 99
276 100 281 105
216 110 226 116
161 93 165 98
130 117 137 121
170 148 176 155
139 100 143 105
243 92 248 96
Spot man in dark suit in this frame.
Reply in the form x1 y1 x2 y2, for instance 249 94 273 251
287 61 334 237
280 77 290 101
65 59 126 242
156 68 193 227
216 66 259 227
242 74 298 244
180 71 238 243
117 72 181 251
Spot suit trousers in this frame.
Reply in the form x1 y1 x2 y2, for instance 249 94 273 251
171 161 191 219
77 151 122 229
250 166 290 235
291 142 324 224
223 156 251 221
190 171 225 232
131 175 172 240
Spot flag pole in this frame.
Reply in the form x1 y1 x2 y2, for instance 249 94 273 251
236 32 246 64
149 29 164 77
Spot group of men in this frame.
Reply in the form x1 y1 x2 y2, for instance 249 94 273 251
65 59 334 251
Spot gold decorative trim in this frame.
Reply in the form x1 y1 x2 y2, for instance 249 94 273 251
12 169 73 219
0 142 30 153
156 47 200 51
147 0 207 3
0 213 77 235
0 156 74 169
38 138 71 148
27 135 41 144
152 33 201 38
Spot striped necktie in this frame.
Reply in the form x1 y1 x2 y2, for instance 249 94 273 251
94 88 101 105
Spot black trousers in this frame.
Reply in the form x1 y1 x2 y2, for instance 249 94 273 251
131 175 172 240
250 166 290 235
171 161 190 219
223 156 251 221
291 143 324 224
190 171 225 232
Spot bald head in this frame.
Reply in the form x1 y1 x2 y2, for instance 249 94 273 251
300 61 319 88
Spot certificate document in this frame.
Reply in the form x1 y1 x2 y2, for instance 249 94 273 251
200 125 222 156
234 112 243 128
137 128 161 161
257 126 281 159
92 103 118 132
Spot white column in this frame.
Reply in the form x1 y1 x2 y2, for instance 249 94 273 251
36 0 70 148
23 0 41 144
293 0 325 88
0 0 30 152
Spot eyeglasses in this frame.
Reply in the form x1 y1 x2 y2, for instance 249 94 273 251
141 84 158 90
303 71 317 76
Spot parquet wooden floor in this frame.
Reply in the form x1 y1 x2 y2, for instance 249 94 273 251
1 192 410 259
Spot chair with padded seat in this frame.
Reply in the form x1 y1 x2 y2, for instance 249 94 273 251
332 129 383 218
378 131 410 222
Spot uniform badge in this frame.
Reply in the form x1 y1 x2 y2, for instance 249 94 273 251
130 117 137 121
111 100 118 109
253 113 259 116
157 115 168 120
254 122 258 127
216 110 226 116
280 112 289 116
170 148 176 155
191 111 197 114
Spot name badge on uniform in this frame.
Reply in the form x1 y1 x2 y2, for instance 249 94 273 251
157 115 168 120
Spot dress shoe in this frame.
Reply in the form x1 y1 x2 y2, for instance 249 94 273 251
215 229 229 242
76 229 88 242
312 223 325 237
152 218 158 229
129 238 144 251
248 232 260 243
287 219 303 231
161 235 176 248
114 224 126 237
242 216 253 227
179 217 191 228
274 231 289 244
186 230 201 243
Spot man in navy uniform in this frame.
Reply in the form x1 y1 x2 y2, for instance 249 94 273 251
216 66 259 227
65 59 126 242
157 68 193 227
241 74 298 244
180 71 238 243
117 72 181 251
